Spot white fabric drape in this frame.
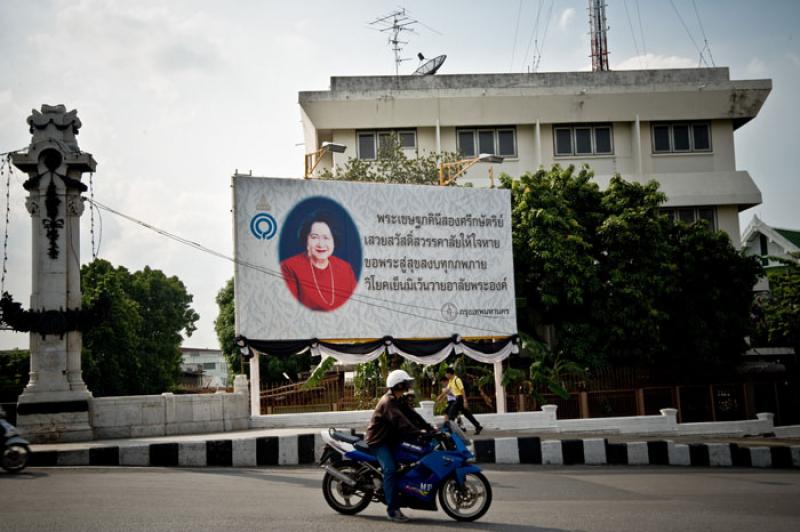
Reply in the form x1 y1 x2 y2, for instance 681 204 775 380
388 342 453 366
310 342 386 364
306 339 517 365
458 341 518 363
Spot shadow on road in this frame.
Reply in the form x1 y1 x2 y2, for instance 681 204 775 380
0 470 49 480
352 513 571 531
174 467 321 490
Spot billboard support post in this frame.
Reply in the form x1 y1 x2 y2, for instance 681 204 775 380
494 360 507 414
249 350 261 416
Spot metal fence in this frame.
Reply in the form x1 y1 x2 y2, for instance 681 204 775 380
249 369 799 425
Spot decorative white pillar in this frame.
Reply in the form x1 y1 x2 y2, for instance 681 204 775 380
11 105 96 442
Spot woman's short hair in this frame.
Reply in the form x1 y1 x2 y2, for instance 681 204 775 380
298 210 339 246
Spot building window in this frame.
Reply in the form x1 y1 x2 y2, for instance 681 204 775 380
651 122 712 153
456 127 517 158
202 362 216 370
357 130 417 160
662 207 717 229
553 124 613 156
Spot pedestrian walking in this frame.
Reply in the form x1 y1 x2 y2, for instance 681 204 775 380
442 367 483 435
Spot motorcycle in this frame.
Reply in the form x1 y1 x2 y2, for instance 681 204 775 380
319 420 492 522
1 413 31 474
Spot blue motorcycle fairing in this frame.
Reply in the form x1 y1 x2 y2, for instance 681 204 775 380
454 464 482 487
344 449 377 463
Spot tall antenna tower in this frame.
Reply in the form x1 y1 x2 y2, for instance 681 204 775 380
588 0 610 72
369 8 418 75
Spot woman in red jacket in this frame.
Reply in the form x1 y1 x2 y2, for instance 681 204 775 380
280 213 357 311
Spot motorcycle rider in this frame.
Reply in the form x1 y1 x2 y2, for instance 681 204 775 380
365 369 430 523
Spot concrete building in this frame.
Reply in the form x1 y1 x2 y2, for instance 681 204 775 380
299 68 771 244
180 347 229 389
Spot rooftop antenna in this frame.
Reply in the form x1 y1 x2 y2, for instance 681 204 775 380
369 8 419 75
588 0 610 72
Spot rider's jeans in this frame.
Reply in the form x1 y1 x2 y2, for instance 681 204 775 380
372 444 399 513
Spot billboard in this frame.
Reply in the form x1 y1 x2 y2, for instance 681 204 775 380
233 176 516 341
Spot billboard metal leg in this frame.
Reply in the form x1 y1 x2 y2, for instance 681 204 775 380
250 350 261 416
494 361 506 414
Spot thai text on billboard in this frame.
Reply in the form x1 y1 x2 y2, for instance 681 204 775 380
233 176 517 340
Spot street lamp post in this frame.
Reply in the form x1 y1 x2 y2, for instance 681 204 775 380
438 153 504 186
304 142 346 178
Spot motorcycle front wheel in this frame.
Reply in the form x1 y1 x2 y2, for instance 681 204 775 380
438 471 492 522
2 443 30 473
322 461 373 515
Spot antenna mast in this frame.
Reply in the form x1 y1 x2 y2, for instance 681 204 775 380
588 0 610 72
369 8 418 75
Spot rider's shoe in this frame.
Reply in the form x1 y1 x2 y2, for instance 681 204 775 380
474 425 483 435
387 509 410 523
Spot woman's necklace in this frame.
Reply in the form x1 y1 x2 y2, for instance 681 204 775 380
309 256 335 306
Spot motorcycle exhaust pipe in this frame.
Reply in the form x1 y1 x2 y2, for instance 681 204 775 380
321 464 357 487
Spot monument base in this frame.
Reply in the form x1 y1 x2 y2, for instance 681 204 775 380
16 390 94 443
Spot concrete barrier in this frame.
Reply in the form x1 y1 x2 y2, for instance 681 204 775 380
29 434 800 470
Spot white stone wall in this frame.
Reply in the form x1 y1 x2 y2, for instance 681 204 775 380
90 391 249 440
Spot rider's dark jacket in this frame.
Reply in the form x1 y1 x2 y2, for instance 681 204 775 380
365 392 424 447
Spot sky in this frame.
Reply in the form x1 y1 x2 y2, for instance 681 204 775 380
1 0 798 351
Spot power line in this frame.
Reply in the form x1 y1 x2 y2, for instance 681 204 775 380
623 0 644 69
669 0 708 67
533 0 555 73
0 157 12 294
86 199 513 336
522 0 544 71
692 0 716 67
634 0 648 67
510 0 523 72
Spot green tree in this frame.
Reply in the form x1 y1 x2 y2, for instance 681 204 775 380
0 349 30 405
214 278 239 376
214 278 313 385
319 135 462 185
763 253 800 353
501 164 761 373
81 259 199 396
658 223 763 373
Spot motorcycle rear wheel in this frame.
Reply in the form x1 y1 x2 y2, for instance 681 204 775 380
438 471 492 522
322 461 373 515
2 443 30 473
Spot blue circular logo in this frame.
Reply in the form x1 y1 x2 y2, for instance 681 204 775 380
250 212 278 240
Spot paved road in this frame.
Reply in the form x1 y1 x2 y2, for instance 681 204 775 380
0 466 798 531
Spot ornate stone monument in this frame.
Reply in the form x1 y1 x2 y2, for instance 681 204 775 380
11 105 96 442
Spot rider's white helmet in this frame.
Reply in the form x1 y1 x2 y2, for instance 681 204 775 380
386 369 414 389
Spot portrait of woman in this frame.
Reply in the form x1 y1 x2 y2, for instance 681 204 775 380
280 210 358 311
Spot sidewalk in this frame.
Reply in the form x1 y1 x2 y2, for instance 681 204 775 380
28 425 800 470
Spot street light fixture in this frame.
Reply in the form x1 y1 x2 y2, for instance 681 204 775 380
304 142 347 178
438 153 505 186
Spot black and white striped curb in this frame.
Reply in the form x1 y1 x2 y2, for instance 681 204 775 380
30 435 800 469
473 436 800 469
30 434 324 468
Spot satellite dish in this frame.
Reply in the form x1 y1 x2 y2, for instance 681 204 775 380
414 54 447 76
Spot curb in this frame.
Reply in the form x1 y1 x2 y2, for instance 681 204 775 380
30 435 800 469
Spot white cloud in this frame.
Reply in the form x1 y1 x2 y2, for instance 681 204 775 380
615 53 696 70
745 57 769 77
558 7 576 31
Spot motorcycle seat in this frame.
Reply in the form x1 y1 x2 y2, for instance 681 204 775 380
330 430 363 445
